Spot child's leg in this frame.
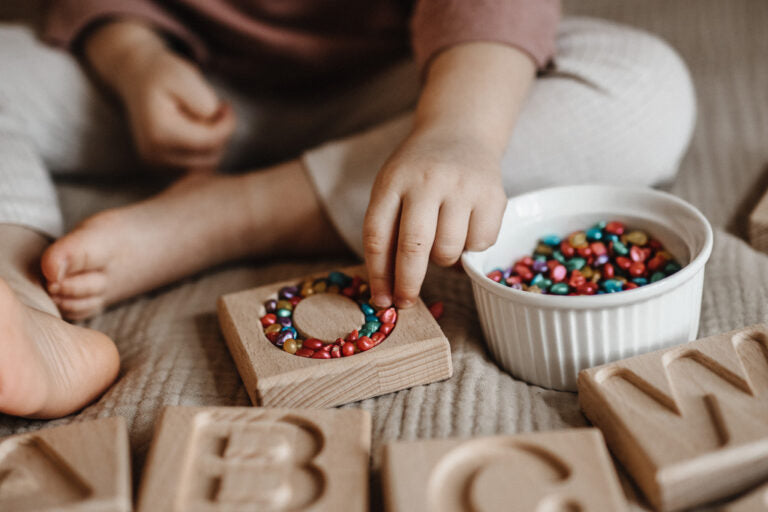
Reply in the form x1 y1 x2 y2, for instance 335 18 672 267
0 25 138 417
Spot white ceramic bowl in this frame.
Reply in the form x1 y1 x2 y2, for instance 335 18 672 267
461 185 713 391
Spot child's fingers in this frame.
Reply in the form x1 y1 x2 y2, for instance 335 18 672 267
393 196 439 308
153 104 235 153
466 197 505 251
431 200 470 267
363 191 400 308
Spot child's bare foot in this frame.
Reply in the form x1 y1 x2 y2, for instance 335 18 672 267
0 278 119 418
42 162 345 319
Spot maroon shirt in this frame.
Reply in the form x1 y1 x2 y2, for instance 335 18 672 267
45 0 560 89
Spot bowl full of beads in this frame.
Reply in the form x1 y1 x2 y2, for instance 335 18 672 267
461 185 713 391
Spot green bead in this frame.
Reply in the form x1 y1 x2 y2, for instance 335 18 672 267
565 257 586 271
363 321 381 332
550 282 569 295
365 314 379 323
552 251 566 264
540 234 561 246
534 254 548 262
664 261 682 274
650 271 666 283
611 240 629 256
592 221 607 230
538 278 553 290
530 273 546 287
605 233 619 243
276 308 292 317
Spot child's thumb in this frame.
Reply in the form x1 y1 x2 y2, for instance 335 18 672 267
173 71 222 121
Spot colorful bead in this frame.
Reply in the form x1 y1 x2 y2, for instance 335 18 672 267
260 271 399 358
486 220 682 296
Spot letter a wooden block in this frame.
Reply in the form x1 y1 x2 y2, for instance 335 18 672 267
0 417 131 512
382 429 628 512
217 265 452 408
137 406 371 512
578 324 768 511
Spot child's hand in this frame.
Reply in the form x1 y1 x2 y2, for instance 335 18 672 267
363 128 507 308
85 21 235 171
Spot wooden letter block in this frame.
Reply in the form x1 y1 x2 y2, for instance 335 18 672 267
137 406 371 512
382 428 628 512
578 324 768 511
749 188 768 253
0 416 131 512
217 265 453 408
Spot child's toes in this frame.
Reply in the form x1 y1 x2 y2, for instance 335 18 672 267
49 272 107 299
53 296 106 321
41 229 109 284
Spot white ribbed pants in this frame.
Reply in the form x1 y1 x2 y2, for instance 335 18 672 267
0 18 695 256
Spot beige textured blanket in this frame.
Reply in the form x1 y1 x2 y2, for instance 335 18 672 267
2 1 767 509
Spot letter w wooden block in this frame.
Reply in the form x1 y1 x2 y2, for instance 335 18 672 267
578 324 768 511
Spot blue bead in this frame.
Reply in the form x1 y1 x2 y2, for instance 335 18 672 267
365 314 379 323
280 326 298 338
530 273 545 286
328 271 351 287
361 303 375 316
604 233 619 243
632 277 648 286
276 308 292 317
602 279 623 293
592 221 607 230
540 234 561 246
586 228 603 241
275 331 294 347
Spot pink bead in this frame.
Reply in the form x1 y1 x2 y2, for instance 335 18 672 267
550 264 567 282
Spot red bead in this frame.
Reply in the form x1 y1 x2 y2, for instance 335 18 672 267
615 256 632 270
605 221 625 235
603 263 615 278
330 345 342 358
295 348 314 357
513 264 533 281
648 238 663 250
647 255 665 272
380 323 394 335
345 329 359 342
629 261 646 277
377 307 397 324
517 256 534 267
560 241 575 258
550 264 567 282
357 336 374 352
266 332 280 343
624 282 639 290
629 245 645 263
351 276 362 289
312 350 331 359
568 269 586 288
342 286 356 298
428 301 444 320
289 296 302 306
487 270 503 282
577 246 592 259
547 260 560 272
342 342 356 357
260 314 277 327
590 242 607 256
371 332 386 345
303 338 323 350
576 282 598 295
322 343 333 351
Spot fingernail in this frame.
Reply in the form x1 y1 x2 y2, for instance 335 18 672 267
396 298 414 309
373 294 391 308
